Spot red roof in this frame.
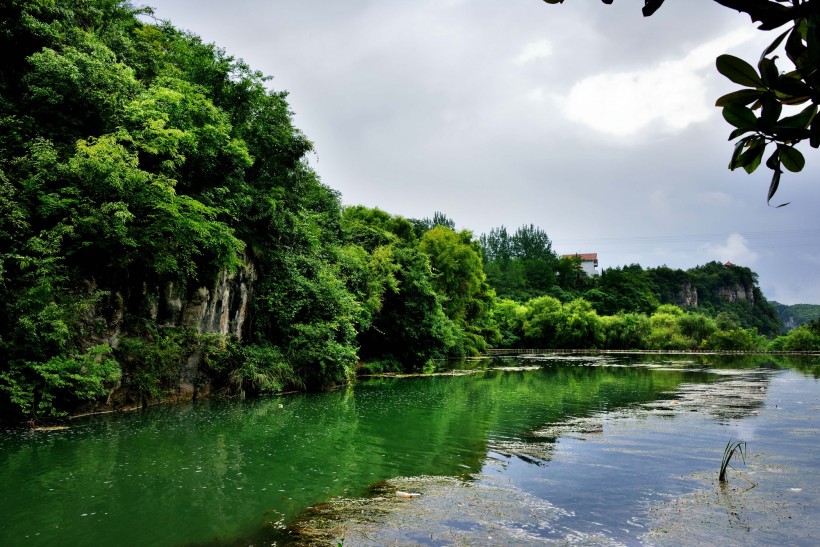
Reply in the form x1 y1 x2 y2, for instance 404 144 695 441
562 253 598 261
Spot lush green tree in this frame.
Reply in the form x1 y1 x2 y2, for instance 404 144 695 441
678 312 718 342
481 224 560 301
357 245 458 369
553 298 604 349
522 295 563 347
409 211 456 238
340 206 460 369
420 227 489 322
0 0 361 417
770 319 820 350
600 313 650 350
420 226 498 355
646 305 696 350
588 265 659 315
704 328 768 351
493 299 528 348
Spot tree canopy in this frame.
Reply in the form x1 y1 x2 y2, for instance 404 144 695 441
0 0 810 423
0 0 501 420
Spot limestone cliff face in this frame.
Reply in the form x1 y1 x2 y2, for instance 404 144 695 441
717 283 755 304
674 282 698 308
160 261 256 339
166 259 256 397
782 315 799 330
87 255 256 407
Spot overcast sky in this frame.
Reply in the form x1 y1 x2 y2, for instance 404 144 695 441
144 0 820 305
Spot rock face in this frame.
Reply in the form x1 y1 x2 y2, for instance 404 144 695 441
718 283 755 304
174 262 256 339
782 315 799 330
674 282 698 308
88 255 257 407
172 259 256 398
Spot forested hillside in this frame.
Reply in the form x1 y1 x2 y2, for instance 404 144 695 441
770 302 820 331
0 1 496 421
481 226 781 336
1 1 816 424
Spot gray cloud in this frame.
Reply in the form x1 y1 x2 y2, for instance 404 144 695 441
145 0 820 305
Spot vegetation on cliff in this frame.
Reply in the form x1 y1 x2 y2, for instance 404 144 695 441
770 301 820 331
0 1 814 423
0 1 494 420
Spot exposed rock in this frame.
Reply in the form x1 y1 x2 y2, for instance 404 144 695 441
675 282 698 308
162 282 184 326
187 261 256 338
78 254 256 410
718 283 754 303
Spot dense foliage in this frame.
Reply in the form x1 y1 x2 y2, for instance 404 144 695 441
770 301 820 330
0 1 496 420
479 223 793 351
480 225 580 301
0 1 812 423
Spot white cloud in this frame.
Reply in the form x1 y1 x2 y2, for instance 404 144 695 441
526 87 545 102
700 233 759 265
515 39 553 66
556 28 755 138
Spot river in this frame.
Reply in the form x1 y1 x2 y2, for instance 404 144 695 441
1 354 818 545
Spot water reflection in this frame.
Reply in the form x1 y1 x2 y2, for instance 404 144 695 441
0 354 817 546
285 354 820 546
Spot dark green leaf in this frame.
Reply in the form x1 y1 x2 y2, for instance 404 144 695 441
760 28 790 62
759 93 782 130
766 148 780 170
776 104 817 129
779 95 812 106
738 139 765 174
729 136 753 169
808 16 820 66
773 127 811 142
722 103 758 129
774 73 811 98
716 54 764 88
811 116 820 148
778 144 805 172
715 89 763 107
758 57 779 87
785 25 807 67
767 168 782 205
642 0 665 16
728 127 755 140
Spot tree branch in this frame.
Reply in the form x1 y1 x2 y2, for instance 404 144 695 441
643 0 666 17
712 0 820 30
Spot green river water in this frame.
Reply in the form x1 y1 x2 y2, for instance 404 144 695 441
1 354 818 545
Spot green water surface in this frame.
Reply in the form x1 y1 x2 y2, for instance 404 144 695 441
1 355 818 545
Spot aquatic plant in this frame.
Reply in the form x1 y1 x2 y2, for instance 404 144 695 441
719 440 747 482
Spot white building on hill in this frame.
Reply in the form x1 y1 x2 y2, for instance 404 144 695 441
562 253 599 277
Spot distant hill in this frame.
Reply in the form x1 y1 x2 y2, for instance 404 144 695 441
770 302 820 331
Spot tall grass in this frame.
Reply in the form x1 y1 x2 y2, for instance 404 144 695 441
719 440 747 482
